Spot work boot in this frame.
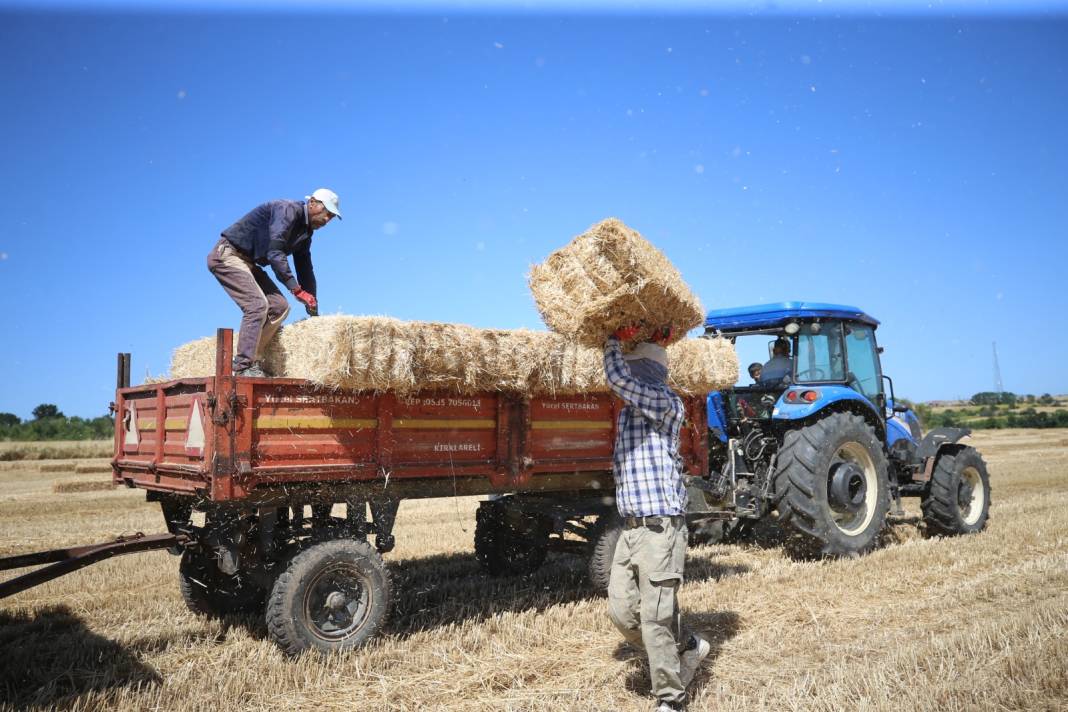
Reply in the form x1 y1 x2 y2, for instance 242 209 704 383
234 362 266 378
679 633 711 688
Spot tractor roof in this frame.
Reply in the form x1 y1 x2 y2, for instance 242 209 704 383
704 301 880 332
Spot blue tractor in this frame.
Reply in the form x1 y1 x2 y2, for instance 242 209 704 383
691 302 991 556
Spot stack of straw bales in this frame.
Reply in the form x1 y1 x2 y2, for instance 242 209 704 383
527 218 705 348
168 316 737 396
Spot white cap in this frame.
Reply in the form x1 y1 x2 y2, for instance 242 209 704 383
307 188 342 219
623 342 668 369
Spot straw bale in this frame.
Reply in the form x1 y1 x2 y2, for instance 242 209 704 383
73 463 112 475
666 336 740 395
170 336 218 380
166 317 738 397
37 462 74 473
528 218 705 348
53 480 113 494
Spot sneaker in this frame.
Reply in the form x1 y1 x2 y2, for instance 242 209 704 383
654 701 684 712
679 633 711 688
234 362 266 377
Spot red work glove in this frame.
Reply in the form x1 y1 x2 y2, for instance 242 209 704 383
613 324 641 341
652 325 676 345
291 287 318 315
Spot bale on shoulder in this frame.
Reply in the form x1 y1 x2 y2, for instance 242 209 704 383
528 218 705 348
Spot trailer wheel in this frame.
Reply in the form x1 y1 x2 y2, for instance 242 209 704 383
178 550 266 617
474 501 549 577
266 539 390 655
922 446 991 536
774 412 890 557
587 512 622 592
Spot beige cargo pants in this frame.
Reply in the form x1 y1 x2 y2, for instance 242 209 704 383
607 515 691 705
206 238 289 371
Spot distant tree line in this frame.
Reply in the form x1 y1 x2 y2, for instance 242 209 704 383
0 404 112 441
969 392 1058 407
911 391 1067 430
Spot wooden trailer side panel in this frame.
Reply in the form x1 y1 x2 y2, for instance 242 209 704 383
113 328 708 502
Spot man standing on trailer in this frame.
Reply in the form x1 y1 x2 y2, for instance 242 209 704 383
603 325 711 712
207 188 342 377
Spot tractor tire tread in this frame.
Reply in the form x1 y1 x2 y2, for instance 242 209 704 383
773 411 890 557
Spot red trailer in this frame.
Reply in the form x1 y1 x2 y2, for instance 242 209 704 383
1 329 710 654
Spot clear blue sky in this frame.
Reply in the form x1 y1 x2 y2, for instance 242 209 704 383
1 1 1066 418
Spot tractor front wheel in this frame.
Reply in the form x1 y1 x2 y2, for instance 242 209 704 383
774 412 890 556
922 446 991 536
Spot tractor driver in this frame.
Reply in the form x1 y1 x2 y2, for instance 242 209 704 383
759 337 793 385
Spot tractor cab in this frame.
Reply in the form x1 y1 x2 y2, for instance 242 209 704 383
703 302 904 441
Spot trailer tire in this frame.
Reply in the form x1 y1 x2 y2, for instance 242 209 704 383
266 539 390 655
587 513 622 592
922 446 991 536
773 412 890 557
474 501 549 577
178 550 266 617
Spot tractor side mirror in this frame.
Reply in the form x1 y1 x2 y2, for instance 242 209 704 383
892 403 910 414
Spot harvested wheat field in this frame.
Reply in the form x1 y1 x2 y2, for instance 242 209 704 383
1 429 1066 711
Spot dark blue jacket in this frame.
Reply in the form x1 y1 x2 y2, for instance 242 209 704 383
221 199 316 295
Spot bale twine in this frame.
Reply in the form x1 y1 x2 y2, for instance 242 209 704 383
528 218 705 348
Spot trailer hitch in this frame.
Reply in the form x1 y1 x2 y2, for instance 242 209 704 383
0 532 188 600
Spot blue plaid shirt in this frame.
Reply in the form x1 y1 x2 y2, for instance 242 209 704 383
604 337 687 517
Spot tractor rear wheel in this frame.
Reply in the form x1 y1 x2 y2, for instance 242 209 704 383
474 500 549 577
922 446 991 536
774 412 890 556
586 512 622 592
266 539 390 655
178 550 266 617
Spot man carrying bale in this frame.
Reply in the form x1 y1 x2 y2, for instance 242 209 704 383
604 325 711 712
207 188 342 377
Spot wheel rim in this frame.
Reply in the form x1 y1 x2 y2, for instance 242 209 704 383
303 562 372 643
959 466 986 525
826 442 878 536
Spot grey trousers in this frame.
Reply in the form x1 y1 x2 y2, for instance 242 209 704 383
206 238 289 370
607 516 692 705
